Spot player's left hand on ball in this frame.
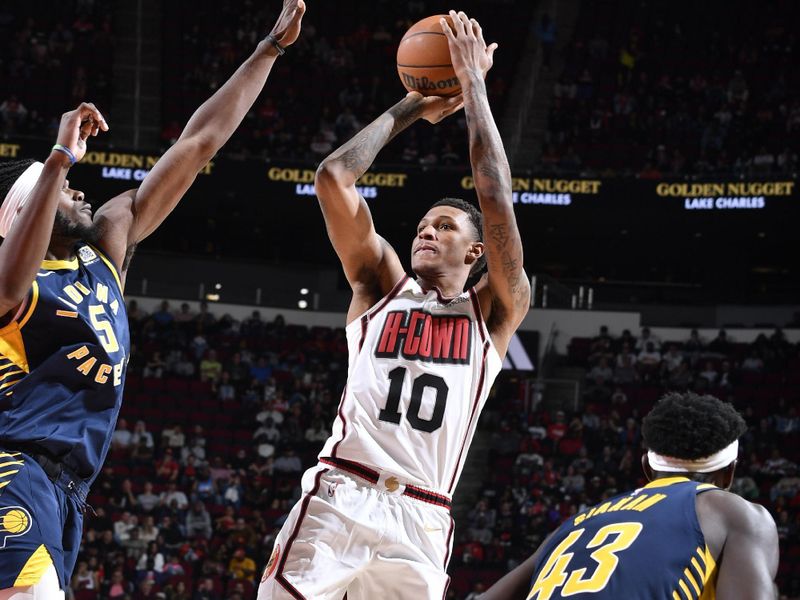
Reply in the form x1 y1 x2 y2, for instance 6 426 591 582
441 10 498 82
269 0 306 48
406 91 464 125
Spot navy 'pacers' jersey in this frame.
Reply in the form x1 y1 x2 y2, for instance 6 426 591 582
0 244 129 484
528 477 719 600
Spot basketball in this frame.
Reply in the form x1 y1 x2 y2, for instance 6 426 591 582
397 15 460 97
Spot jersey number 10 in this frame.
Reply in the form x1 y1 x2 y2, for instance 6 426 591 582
378 367 449 433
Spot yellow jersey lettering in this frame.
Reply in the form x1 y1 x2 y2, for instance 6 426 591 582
608 496 635 512
76 357 97 376
619 494 650 511
74 281 91 295
632 493 667 512
527 530 583 600
95 364 112 384
89 305 120 353
63 284 88 304
66 346 90 360
113 359 124 387
562 522 643 595
592 502 613 516
95 283 109 304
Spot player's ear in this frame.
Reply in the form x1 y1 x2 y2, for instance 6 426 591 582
466 241 484 265
641 453 654 481
717 460 737 490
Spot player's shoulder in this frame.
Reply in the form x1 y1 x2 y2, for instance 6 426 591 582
698 487 775 534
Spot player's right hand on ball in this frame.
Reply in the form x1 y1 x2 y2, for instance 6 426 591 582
268 0 306 48
441 11 498 84
406 91 464 125
56 102 109 163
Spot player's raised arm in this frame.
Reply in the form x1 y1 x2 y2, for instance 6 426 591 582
442 11 530 357
0 103 107 318
93 0 306 277
314 92 462 320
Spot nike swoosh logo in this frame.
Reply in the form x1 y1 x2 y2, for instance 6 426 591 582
37 271 56 277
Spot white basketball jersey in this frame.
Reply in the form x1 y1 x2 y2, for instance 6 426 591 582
318 275 502 495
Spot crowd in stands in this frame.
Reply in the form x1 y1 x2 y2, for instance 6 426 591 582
0 0 532 170
540 0 799 176
161 0 531 167
446 325 800 598
0 0 114 139
74 299 350 599
73 296 800 598
4 0 798 179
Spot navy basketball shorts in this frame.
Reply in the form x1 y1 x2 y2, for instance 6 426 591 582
0 448 85 591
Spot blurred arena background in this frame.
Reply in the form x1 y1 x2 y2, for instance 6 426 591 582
1 0 798 598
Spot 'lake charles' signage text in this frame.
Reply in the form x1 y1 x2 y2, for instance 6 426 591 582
268 167 408 200
656 181 794 211
461 177 602 207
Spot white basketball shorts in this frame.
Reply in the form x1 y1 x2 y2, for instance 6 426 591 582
257 463 455 600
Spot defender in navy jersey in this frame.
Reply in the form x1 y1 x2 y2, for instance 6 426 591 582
0 2 306 596
483 393 779 600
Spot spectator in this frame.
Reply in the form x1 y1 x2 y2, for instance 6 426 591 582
132 420 155 449
228 547 257 580
185 501 213 540
273 448 302 473
156 448 181 482
144 351 167 378
200 349 223 382
137 481 161 513
112 418 133 450
161 482 190 511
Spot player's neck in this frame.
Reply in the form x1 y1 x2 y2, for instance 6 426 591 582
416 275 466 299
46 237 78 261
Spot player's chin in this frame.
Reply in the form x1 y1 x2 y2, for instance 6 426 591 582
411 254 438 273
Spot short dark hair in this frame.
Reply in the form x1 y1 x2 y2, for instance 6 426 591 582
642 392 746 460
0 159 36 206
429 197 487 289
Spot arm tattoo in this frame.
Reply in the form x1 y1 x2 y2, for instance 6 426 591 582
332 99 420 179
490 223 510 249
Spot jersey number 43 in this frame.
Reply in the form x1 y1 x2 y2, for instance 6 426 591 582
528 522 643 600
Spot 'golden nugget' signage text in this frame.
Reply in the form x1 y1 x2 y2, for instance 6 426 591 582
272 167 408 200
87 152 214 181
656 181 794 210
461 177 602 207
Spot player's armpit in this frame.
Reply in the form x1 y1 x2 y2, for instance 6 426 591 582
714 498 779 599
314 164 405 299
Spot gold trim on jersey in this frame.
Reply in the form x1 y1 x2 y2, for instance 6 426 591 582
88 244 123 293
0 319 31 374
13 544 53 587
643 476 693 489
672 545 717 600
0 452 23 496
40 257 79 271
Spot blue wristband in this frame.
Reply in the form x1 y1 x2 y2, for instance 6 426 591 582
52 144 77 166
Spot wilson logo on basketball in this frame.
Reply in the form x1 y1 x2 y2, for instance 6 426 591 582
400 73 460 93
375 310 472 364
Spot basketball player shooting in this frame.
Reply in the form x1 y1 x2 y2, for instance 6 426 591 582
482 393 779 600
0 2 305 597
258 10 530 600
